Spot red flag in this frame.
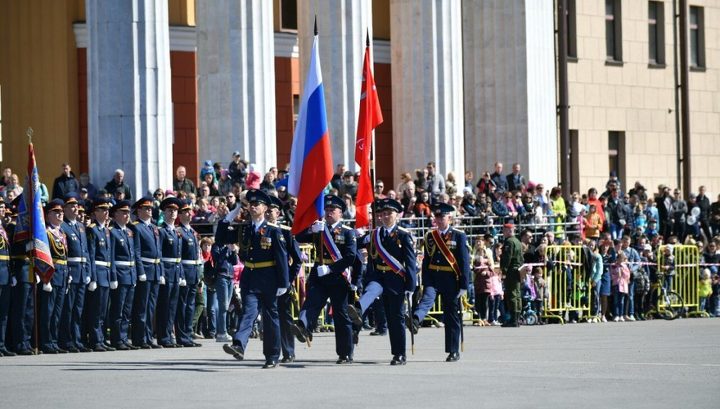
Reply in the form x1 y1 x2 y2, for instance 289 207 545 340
354 44 383 229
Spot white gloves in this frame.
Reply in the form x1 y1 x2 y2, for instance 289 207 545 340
84 276 91 285
11 277 17 287
233 285 241 300
405 291 413 297
110 281 119 290
350 284 358 292
88 281 97 292
179 278 187 287
310 220 326 233
456 289 467 299
317 265 330 277
42 282 53 292
223 205 242 223
68 275 73 284
138 274 147 282
159 276 166 285
276 287 287 297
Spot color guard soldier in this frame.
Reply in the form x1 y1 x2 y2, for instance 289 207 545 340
129 196 163 349
267 195 302 363
349 198 417 365
500 222 524 327
59 193 92 352
176 199 202 347
108 200 138 350
0 198 15 356
409 203 470 362
86 197 115 351
221 189 289 369
8 197 35 355
156 197 185 348
40 199 69 354
291 195 358 364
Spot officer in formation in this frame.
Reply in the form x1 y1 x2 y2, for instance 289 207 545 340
39 199 69 353
176 199 202 347
267 195 302 363
59 193 91 352
85 197 114 351
291 194 358 364
130 197 163 349
349 198 417 365
500 222 524 327
221 189 289 369
408 203 470 362
156 197 185 348
108 200 138 350
8 197 35 355
0 198 14 356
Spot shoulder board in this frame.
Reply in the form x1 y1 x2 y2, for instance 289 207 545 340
132 221 140 225
266 222 279 228
279 224 291 231
397 227 411 234
451 227 463 235
108 226 114 230
341 225 352 230
89 223 97 228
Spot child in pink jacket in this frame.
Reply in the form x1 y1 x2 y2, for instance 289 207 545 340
611 252 631 322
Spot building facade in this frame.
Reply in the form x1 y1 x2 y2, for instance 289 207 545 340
0 0 718 198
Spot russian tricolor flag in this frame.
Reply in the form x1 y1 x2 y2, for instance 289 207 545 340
288 34 333 235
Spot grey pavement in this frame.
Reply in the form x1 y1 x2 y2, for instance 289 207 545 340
1 319 719 409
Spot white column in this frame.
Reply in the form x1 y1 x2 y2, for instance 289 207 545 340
462 0 558 186
196 0 276 173
297 0 372 170
390 0 465 187
86 0 173 198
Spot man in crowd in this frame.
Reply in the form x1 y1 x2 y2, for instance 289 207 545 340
490 162 508 194
104 169 132 202
426 161 446 202
52 163 80 200
173 166 197 196
506 163 526 193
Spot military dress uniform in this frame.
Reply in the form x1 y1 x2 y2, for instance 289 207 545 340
268 196 302 362
353 199 417 365
108 201 138 349
176 200 202 347
129 197 162 348
221 189 289 368
59 194 92 352
0 204 15 356
500 224 524 327
85 198 113 351
411 203 470 361
40 199 69 353
156 197 185 347
7 219 35 355
292 195 357 363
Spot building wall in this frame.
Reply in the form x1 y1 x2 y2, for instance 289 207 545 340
569 0 720 196
171 51 199 184
0 0 80 180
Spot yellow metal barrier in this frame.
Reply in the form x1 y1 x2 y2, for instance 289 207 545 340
542 245 590 324
656 244 706 317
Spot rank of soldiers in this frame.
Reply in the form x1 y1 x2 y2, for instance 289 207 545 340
0 191 493 368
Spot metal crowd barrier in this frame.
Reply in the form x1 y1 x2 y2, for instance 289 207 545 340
542 245 590 324
657 244 706 317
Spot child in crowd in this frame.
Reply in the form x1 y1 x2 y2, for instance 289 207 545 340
473 240 495 325
532 267 547 322
611 252 631 322
589 242 604 322
698 269 712 314
634 245 652 320
660 245 676 291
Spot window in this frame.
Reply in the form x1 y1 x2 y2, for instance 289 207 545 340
605 0 623 62
648 1 665 65
566 0 578 59
292 94 300 130
280 0 298 31
689 6 705 68
608 131 626 184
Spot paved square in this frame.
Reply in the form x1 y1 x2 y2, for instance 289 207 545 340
2 319 718 409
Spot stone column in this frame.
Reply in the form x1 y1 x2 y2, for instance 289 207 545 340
86 0 173 198
297 0 372 170
389 0 465 187
196 0 276 174
462 0 558 186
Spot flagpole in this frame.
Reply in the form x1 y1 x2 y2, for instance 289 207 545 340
26 128 40 354
367 30 378 232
